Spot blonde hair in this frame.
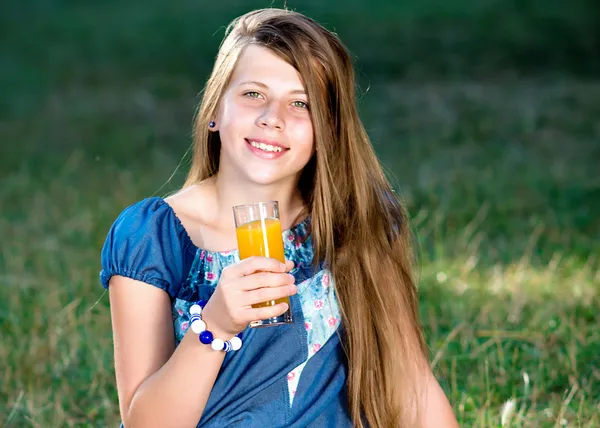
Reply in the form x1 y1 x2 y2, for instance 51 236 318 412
185 8 428 427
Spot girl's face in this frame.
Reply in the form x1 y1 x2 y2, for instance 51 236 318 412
214 44 315 186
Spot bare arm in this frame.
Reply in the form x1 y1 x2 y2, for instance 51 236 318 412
108 257 297 428
109 276 227 428
418 368 460 427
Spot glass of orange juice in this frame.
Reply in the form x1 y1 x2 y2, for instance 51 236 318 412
233 201 292 327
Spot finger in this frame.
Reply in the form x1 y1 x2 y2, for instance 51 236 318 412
245 302 290 322
285 259 295 271
245 284 297 306
238 272 295 291
234 256 288 277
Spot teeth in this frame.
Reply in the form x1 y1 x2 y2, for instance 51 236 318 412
250 141 283 152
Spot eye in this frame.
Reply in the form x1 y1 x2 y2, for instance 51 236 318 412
243 91 263 99
291 100 309 109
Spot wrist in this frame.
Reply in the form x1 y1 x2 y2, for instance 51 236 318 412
200 305 239 338
188 300 243 352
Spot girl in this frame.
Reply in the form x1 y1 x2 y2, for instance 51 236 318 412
100 8 459 427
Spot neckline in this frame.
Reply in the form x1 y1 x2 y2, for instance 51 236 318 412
154 196 312 256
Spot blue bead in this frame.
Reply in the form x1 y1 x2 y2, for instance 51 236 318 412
224 341 231 352
237 332 243 339
198 299 207 308
199 330 213 344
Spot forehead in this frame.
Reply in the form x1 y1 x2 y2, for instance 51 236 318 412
229 44 305 89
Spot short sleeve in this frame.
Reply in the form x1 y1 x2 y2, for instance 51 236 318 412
99 197 193 298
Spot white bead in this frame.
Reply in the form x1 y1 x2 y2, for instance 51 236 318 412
230 336 242 351
189 304 202 315
211 339 225 351
191 319 206 334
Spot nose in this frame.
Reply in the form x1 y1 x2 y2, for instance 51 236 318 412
257 102 285 131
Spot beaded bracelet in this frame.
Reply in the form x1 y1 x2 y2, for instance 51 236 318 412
189 300 243 352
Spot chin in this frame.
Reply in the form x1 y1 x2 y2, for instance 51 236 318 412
246 174 283 186
245 170 295 187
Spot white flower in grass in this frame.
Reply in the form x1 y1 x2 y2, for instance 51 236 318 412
501 398 516 426
436 271 448 283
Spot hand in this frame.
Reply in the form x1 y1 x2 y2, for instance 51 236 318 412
200 257 297 337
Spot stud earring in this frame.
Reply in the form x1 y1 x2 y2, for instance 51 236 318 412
209 121 216 128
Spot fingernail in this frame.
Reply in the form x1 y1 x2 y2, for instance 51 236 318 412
280 262 287 270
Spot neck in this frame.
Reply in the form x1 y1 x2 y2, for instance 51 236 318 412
211 170 306 231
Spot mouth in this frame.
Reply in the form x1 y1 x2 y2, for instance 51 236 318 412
245 138 289 153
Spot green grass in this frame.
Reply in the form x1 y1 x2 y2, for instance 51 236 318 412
1 1 599 426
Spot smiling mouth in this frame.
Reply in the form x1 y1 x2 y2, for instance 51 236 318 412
245 139 288 153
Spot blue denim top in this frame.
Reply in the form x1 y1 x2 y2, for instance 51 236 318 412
100 197 354 427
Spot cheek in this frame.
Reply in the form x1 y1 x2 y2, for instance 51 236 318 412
218 96 256 126
219 102 245 126
217 103 256 147
289 119 314 152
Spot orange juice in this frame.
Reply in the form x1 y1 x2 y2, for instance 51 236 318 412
235 217 289 308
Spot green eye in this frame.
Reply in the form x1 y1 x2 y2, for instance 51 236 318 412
292 101 309 109
244 91 262 98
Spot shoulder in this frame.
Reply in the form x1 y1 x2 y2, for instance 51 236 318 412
99 196 195 297
163 181 224 250
163 181 218 225
106 196 194 248
163 186 205 228
112 196 180 229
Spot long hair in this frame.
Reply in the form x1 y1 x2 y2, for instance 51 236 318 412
185 8 428 427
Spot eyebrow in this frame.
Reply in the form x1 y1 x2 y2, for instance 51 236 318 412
238 81 306 95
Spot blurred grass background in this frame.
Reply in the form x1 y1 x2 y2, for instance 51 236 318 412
1 0 599 426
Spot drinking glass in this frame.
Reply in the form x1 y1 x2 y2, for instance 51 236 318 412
233 201 292 327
